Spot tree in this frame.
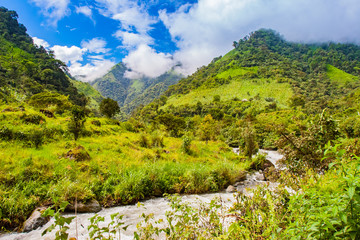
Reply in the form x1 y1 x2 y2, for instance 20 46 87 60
68 106 87 141
199 114 216 143
233 41 238 48
242 123 258 160
156 113 186 137
100 98 120 118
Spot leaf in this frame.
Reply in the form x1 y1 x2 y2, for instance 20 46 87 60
323 219 336 231
42 208 55 217
60 201 70 210
328 162 337 169
348 187 355 200
64 216 75 224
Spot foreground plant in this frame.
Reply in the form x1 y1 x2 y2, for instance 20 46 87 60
42 201 75 240
88 212 128 240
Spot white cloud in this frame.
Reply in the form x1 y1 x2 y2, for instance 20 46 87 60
114 30 153 48
30 0 70 26
159 0 360 75
95 0 156 48
81 38 110 53
51 45 86 64
69 58 116 82
112 7 156 33
32 37 50 48
49 38 116 81
123 44 174 78
76 6 92 18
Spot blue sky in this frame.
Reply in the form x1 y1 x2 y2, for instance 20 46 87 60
1 0 360 82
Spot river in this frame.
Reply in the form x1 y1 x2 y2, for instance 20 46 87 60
0 150 283 240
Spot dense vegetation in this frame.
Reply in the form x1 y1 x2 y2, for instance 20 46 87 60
0 7 359 239
0 7 87 106
91 63 182 116
68 77 103 112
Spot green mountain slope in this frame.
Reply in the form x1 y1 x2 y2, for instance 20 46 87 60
91 63 182 115
69 78 104 110
0 7 87 106
156 29 359 115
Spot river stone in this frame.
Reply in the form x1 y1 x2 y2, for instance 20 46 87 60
22 207 49 232
234 171 247 182
254 172 265 181
66 199 102 213
250 159 275 171
226 185 237 193
264 166 280 182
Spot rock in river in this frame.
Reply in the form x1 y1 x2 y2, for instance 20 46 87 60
66 199 102 213
226 185 237 193
22 207 49 232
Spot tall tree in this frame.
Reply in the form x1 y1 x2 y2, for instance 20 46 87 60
100 98 120 118
68 106 87 141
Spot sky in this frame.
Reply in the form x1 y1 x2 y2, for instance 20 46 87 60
1 0 360 82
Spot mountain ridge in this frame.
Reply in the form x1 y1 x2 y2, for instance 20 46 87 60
91 62 182 115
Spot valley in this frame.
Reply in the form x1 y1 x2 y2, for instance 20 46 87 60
0 6 360 240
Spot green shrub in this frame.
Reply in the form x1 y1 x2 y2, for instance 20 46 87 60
20 114 45 125
151 131 164 148
29 130 44 148
181 134 192 154
0 126 13 141
91 120 101 127
138 133 150 148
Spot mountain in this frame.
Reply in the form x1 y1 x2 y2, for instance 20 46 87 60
91 62 182 115
140 29 360 117
68 77 104 111
0 7 87 106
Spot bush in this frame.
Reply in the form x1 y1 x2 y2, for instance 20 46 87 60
0 126 13 141
20 114 45 125
138 133 150 148
151 131 164 148
29 130 44 148
91 120 101 127
123 122 136 132
181 134 192 154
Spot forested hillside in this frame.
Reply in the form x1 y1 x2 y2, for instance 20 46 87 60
68 77 103 111
157 29 360 114
0 7 87 106
91 62 182 115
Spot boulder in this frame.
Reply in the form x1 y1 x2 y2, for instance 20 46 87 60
226 185 237 193
234 171 247 182
23 207 49 232
250 159 275 171
254 172 265 181
66 199 101 213
65 145 91 161
264 166 281 182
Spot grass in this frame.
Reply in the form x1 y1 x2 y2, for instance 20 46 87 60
0 102 247 230
164 77 293 108
217 67 258 79
326 64 358 86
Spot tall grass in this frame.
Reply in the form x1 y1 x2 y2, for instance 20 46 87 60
0 106 245 230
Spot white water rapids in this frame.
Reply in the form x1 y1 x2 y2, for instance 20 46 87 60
1 150 283 240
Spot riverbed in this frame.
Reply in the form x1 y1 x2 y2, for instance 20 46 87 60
1 150 283 240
